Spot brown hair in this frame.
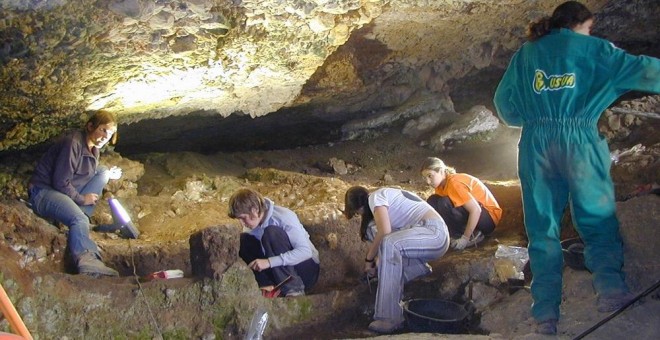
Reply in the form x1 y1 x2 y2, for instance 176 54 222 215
344 186 374 242
527 1 594 41
420 157 456 175
228 188 266 219
85 110 118 145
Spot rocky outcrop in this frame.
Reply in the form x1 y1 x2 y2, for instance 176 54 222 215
0 0 384 151
1 0 658 153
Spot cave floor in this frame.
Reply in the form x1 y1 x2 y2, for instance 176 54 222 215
3 122 658 339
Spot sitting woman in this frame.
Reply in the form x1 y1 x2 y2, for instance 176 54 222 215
344 186 450 333
420 157 502 250
28 110 126 277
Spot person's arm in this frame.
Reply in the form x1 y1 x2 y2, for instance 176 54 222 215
364 206 391 273
462 198 482 239
494 51 524 127
266 216 314 268
608 45 660 95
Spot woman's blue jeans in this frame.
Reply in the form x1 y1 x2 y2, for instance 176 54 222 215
28 167 110 260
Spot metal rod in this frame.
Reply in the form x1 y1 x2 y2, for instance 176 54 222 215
610 107 660 119
573 278 660 340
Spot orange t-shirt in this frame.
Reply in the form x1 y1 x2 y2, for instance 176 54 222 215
434 173 502 225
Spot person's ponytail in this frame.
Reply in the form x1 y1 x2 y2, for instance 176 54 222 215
526 1 594 42
527 17 552 41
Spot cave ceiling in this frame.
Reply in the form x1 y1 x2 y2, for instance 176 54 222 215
0 0 658 154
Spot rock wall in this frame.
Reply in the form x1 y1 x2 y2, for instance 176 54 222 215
1 0 658 153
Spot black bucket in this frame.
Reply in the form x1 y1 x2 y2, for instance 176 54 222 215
402 299 471 334
561 237 586 271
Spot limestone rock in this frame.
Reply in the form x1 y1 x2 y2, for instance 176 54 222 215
426 105 500 151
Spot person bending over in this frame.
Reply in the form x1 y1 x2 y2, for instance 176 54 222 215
421 157 502 250
228 188 319 297
344 186 450 333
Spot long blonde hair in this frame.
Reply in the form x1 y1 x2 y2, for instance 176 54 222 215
420 157 456 175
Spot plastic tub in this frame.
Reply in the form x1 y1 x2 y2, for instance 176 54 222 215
561 237 586 271
402 299 471 334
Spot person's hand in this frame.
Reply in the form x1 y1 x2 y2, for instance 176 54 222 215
248 258 271 272
82 193 100 206
364 260 377 277
365 266 377 278
453 235 469 250
108 166 122 180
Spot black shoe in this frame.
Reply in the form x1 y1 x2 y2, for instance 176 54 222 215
93 222 139 239
92 224 120 233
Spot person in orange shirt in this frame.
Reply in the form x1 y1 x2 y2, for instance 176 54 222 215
421 157 502 250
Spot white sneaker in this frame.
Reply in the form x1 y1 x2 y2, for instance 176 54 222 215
368 319 404 333
285 290 305 297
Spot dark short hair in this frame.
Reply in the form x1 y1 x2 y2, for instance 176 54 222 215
550 1 594 30
228 188 265 218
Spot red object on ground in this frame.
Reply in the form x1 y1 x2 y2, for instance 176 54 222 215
260 275 293 298
141 269 184 282
261 289 281 298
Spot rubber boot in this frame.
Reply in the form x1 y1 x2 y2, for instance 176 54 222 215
77 252 119 277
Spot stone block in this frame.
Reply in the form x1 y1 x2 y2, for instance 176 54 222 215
190 225 241 280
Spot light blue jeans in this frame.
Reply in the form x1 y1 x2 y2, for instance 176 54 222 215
29 166 110 260
375 219 450 322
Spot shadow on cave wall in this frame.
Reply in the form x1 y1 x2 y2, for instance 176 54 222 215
115 106 351 155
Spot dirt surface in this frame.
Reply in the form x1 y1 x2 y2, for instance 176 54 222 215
111 125 535 339
1 96 659 339
105 123 523 248
1 124 530 339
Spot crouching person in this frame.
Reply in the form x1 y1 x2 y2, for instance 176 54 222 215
344 186 450 333
228 188 320 297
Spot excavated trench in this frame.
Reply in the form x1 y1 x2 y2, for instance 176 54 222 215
99 218 532 339
2 95 656 338
74 127 590 338
1 108 656 339
89 163 544 338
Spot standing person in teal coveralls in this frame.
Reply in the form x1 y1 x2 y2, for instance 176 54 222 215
493 1 660 335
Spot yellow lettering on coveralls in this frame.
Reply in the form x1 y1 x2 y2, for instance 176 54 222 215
533 69 576 94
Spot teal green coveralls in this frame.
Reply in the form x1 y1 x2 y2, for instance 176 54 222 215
493 28 660 322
